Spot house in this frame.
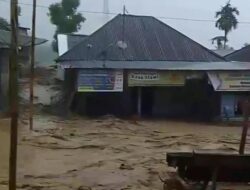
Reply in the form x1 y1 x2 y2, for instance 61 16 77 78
225 45 250 62
0 29 47 111
57 14 250 120
56 34 88 80
212 49 235 57
18 26 29 35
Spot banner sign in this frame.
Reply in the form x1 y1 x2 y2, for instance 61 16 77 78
208 72 250 91
128 71 185 86
77 70 123 92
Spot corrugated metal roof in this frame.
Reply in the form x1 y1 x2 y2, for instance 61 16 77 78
67 34 88 50
212 49 235 57
58 14 224 62
0 29 47 48
225 45 250 61
60 61 250 71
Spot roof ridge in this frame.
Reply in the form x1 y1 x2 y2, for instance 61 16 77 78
57 14 121 61
225 45 250 59
150 17 225 61
57 14 225 62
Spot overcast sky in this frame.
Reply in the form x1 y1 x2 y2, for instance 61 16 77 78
0 0 250 49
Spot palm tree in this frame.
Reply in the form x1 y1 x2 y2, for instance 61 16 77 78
215 1 239 48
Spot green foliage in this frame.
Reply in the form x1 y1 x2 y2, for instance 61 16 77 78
215 1 239 48
243 43 250 47
0 17 10 31
18 6 21 16
0 6 21 31
48 0 85 52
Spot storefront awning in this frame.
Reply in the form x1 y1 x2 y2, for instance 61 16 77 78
208 71 250 91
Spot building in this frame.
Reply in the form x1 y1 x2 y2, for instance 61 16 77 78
56 34 88 80
219 46 250 120
225 45 250 62
212 49 235 57
57 14 250 120
0 29 47 111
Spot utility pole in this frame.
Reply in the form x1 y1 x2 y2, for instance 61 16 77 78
29 0 37 130
103 0 109 14
103 0 110 22
122 6 125 43
122 5 128 42
239 100 249 154
9 0 19 189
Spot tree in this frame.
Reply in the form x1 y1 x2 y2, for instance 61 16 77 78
243 43 250 47
18 6 21 16
48 0 85 52
0 6 21 31
0 17 10 30
215 1 239 48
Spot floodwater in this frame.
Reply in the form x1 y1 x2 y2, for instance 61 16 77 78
19 78 60 106
1 115 250 190
0 119 10 190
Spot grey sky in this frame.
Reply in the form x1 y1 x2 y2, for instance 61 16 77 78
0 0 250 49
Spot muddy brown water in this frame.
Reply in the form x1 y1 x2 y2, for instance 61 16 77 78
0 119 10 190
1 115 250 190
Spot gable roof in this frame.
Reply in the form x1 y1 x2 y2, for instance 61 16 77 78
212 49 235 57
0 29 47 48
225 45 250 61
60 60 250 71
67 34 88 50
58 14 224 62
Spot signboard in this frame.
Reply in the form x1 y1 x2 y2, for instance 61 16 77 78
128 71 185 86
77 70 123 92
208 72 250 91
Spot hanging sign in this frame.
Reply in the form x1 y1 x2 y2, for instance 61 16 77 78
208 71 250 91
128 70 185 86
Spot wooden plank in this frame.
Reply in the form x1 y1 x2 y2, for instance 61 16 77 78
211 168 218 190
167 151 250 182
239 100 250 154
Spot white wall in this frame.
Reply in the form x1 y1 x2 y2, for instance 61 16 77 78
56 34 68 80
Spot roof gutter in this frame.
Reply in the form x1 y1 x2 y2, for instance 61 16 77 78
58 60 250 71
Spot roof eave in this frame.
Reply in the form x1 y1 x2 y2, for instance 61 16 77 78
57 60 250 71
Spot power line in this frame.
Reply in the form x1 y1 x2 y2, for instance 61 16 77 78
1 0 250 24
0 0 118 14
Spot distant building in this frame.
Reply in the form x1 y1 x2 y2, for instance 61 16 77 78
18 26 30 36
0 29 47 111
212 49 235 57
225 45 250 62
57 34 88 80
57 14 250 121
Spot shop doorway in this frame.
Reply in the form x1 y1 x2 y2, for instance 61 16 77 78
131 87 155 117
141 87 154 116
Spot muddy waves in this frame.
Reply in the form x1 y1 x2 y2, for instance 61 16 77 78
0 119 10 190
1 115 250 189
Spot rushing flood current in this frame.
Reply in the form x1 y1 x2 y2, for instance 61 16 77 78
1 115 250 189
